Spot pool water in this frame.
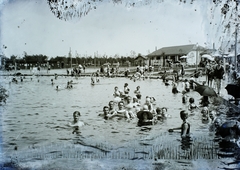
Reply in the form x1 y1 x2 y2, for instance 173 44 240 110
0 74 215 152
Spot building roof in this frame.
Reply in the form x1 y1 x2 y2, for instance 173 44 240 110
147 44 206 57
134 55 147 60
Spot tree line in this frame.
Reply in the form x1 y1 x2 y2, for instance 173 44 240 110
1 53 141 69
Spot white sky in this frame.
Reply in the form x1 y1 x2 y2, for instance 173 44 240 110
0 0 208 58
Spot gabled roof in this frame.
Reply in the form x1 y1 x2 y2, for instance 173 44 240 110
134 55 147 60
147 44 206 57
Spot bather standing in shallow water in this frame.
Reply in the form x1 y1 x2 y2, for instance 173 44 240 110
68 111 85 134
172 82 179 94
134 86 142 100
124 96 138 118
168 110 190 138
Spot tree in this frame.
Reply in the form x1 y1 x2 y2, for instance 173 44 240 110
130 50 136 58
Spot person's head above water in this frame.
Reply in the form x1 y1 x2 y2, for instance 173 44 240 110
143 105 149 111
73 111 81 122
209 110 216 120
189 97 195 104
103 106 109 114
162 107 168 113
108 101 114 108
118 101 124 108
156 107 161 114
180 110 188 121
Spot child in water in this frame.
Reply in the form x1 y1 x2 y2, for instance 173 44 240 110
168 110 190 138
188 97 198 111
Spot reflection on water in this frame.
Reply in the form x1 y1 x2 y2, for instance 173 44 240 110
181 137 193 150
0 75 225 167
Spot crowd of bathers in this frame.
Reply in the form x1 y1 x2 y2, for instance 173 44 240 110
98 82 172 126
56 67 240 147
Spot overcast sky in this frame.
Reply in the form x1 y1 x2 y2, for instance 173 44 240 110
0 0 217 58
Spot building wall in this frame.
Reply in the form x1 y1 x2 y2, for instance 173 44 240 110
148 51 202 66
186 51 201 65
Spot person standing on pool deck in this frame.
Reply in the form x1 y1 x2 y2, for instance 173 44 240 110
213 60 225 95
168 110 190 138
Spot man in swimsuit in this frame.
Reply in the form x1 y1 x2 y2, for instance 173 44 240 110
213 60 225 95
115 101 131 120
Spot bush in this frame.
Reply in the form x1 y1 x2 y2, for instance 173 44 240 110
0 86 8 105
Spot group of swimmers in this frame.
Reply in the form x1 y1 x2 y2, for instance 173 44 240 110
98 83 172 126
66 69 224 140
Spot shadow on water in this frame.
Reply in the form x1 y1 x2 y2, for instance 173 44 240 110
180 137 193 151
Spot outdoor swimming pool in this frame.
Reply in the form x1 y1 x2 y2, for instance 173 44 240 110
1 73 234 169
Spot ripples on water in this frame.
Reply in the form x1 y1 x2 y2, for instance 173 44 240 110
1 75 214 154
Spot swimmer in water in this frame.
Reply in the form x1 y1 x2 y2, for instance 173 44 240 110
123 83 130 95
156 107 170 120
188 97 199 111
172 82 179 94
99 106 112 120
56 85 60 91
144 97 155 114
137 105 157 126
114 101 131 120
51 79 54 85
69 111 85 127
134 86 142 100
125 96 137 118
108 101 117 115
113 86 121 98
201 107 210 122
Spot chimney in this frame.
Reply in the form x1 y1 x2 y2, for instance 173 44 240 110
155 46 157 51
